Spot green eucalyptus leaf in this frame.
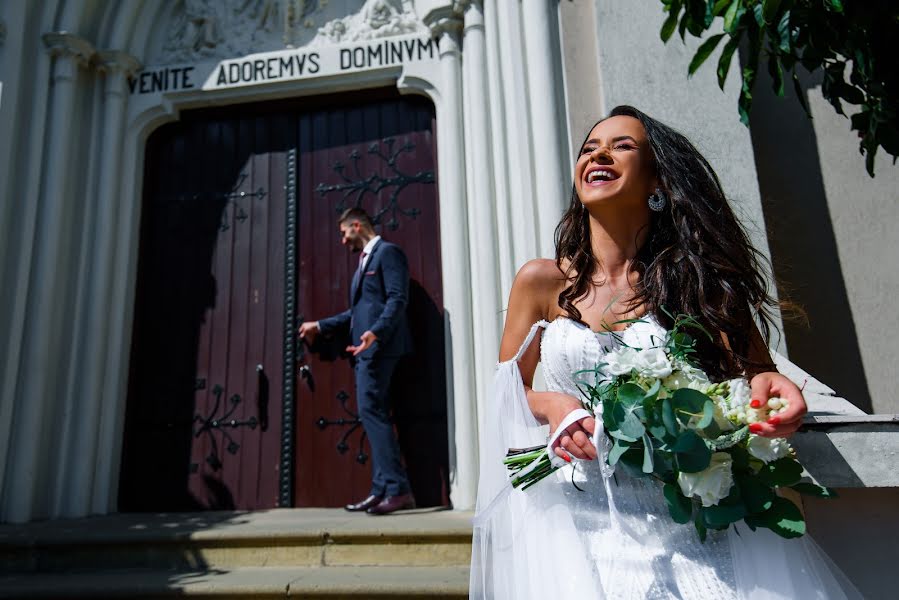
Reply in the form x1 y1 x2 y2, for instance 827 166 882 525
697 400 716 429
671 388 710 425
618 383 645 407
701 497 747 528
653 449 676 480
662 398 679 436
642 433 655 473
619 411 647 440
609 429 639 443
790 482 838 499
644 379 662 401
664 483 693 524
744 496 806 538
688 34 726 76
608 439 631 466
673 430 712 473
695 517 708 542
757 457 804 487
736 474 775 513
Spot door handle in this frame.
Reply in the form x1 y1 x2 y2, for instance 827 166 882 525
296 313 315 392
299 364 315 392
256 364 269 431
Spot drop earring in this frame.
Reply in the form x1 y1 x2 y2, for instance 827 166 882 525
648 188 667 212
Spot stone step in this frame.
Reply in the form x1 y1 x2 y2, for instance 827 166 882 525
0 565 470 599
0 509 474 574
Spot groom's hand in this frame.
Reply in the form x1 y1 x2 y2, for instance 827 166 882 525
298 321 320 342
347 330 377 356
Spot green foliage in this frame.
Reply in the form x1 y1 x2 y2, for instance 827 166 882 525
744 496 807 537
659 0 899 176
508 310 837 543
664 482 694 523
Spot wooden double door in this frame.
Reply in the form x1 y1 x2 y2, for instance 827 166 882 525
119 91 449 511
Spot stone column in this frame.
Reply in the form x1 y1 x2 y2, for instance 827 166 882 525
2 32 94 523
59 50 141 517
428 11 480 510
521 0 569 258
493 0 539 269
461 0 502 454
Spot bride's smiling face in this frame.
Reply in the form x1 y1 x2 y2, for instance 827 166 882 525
575 116 656 213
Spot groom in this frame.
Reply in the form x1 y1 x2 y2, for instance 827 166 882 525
298 207 415 515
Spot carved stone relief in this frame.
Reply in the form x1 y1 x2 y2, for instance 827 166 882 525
151 0 426 64
309 0 426 47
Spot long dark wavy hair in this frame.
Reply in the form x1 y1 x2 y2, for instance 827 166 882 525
555 105 778 379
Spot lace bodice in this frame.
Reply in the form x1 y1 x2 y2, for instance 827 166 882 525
539 316 626 398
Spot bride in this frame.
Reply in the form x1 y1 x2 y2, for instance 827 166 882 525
470 106 859 599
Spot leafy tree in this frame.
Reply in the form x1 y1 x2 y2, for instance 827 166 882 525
659 0 899 176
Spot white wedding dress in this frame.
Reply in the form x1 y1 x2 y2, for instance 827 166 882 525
470 317 860 600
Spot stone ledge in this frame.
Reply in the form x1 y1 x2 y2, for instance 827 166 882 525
792 422 899 488
774 351 899 488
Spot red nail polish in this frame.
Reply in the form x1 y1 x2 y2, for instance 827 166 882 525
767 416 781 426
749 423 763 434
562 454 572 463
749 400 762 409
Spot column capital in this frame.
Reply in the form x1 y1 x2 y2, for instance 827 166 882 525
415 0 465 38
42 31 95 68
96 50 142 78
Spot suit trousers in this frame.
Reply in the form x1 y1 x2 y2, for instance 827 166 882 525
354 356 410 497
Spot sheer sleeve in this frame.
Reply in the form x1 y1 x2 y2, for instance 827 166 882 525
469 322 608 599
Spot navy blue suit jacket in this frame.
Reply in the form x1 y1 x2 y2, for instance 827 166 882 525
318 239 413 360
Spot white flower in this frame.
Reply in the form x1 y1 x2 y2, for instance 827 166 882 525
724 378 751 411
604 347 640 376
677 452 734 507
663 363 710 391
635 347 673 378
747 436 791 463
621 319 669 350
711 403 736 432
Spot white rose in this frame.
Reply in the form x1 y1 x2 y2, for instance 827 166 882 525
635 347 673 378
621 319 668 350
663 364 710 391
604 347 640 376
747 436 791 463
677 452 734 507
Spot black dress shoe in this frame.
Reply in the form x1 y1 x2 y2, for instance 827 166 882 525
366 493 416 515
345 494 383 512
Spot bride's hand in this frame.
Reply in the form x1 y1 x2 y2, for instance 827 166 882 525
545 393 597 461
749 372 808 438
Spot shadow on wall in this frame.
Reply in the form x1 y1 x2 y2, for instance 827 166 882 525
748 66 873 413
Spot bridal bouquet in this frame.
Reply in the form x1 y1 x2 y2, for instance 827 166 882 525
503 313 835 541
